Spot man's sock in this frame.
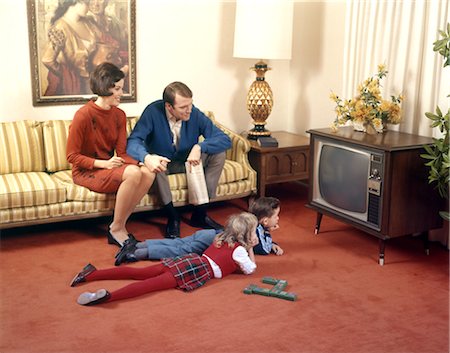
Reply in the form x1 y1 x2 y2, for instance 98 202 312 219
192 204 207 220
164 202 179 221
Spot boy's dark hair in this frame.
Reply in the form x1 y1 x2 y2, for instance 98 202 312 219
249 197 280 220
90 62 125 97
163 81 193 105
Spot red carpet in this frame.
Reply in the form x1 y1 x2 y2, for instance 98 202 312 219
1 183 448 353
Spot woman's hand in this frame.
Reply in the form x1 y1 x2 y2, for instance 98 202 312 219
104 156 125 169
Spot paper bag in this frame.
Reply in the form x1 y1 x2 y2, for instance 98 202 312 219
185 161 209 205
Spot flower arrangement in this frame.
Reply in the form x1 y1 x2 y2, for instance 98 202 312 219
330 64 403 133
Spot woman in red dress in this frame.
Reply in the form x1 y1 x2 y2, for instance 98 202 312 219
67 62 154 246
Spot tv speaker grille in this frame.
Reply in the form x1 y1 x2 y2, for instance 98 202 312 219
367 193 380 226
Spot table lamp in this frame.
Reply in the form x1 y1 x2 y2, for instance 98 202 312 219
233 0 293 140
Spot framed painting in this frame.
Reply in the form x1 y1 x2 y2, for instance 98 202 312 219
27 0 136 106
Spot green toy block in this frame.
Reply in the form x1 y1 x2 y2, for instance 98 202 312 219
243 284 258 294
243 277 297 301
274 290 297 301
252 287 272 296
273 280 288 291
262 276 279 285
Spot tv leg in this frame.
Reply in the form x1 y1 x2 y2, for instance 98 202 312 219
421 231 430 256
314 213 323 235
378 239 385 266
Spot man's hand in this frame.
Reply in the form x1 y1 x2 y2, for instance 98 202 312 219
187 144 202 166
144 154 171 173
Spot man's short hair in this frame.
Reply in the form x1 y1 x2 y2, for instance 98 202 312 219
90 62 124 97
163 81 193 105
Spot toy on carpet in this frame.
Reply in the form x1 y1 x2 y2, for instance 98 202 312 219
243 277 297 301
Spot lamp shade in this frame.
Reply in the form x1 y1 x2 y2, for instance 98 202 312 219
233 0 294 60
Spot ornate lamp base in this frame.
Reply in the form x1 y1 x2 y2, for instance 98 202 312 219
247 122 271 140
246 60 273 140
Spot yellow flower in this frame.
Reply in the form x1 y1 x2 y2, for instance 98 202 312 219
372 118 383 131
377 63 386 73
329 92 339 101
380 100 391 112
330 64 403 133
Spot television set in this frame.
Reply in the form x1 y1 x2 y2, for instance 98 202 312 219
307 127 443 264
311 136 384 231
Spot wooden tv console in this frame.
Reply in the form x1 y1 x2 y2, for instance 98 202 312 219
307 127 443 265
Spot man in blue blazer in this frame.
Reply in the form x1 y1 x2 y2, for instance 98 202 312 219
127 82 231 238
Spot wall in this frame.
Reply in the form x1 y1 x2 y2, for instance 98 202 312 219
0 0 346 136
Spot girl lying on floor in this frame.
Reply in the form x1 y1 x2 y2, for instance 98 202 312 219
70 212 258 306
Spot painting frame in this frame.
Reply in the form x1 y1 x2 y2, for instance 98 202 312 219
27 0 136 106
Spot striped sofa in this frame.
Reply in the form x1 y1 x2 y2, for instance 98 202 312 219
0 112 256 229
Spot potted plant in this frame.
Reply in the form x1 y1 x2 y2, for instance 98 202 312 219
421 23 450 221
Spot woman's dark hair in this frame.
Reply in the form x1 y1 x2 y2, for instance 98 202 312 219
90 62 124 96
163 81 192 105
51 0 83 25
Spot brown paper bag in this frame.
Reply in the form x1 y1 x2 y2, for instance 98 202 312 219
185 161 209 205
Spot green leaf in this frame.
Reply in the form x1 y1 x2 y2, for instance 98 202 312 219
439 211 450 221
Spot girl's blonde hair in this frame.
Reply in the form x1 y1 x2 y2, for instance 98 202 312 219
215 212 258 249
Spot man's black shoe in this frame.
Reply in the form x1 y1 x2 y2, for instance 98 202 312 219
165 219 180 238
190 215 224 231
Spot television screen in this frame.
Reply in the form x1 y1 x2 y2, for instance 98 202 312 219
318 145 370 213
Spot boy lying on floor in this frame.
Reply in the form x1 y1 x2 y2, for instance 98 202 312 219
115 197 284 266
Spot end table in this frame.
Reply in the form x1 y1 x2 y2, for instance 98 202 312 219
243 131 310 197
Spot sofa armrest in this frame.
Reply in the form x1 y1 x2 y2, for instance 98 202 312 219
202 111 251 163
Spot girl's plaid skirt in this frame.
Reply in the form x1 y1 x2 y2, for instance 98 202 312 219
162 253 213 291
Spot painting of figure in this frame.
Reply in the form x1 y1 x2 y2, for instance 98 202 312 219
27 0 135 106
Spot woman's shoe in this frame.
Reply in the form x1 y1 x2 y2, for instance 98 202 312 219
70 263 96 287
77 289 111 306
108 232 138 247
128 233 138 241
107 231 122 247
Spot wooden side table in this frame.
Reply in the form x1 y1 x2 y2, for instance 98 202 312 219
243 131 310 197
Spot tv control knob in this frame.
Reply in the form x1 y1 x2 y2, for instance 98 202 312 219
370 169 381 180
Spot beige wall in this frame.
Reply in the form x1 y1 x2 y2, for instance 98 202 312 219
0 0 346 136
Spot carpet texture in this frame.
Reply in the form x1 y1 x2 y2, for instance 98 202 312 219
1 183 448 353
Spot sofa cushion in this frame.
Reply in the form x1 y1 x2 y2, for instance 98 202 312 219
0 172 66 210
42 120 72 172
52 170 116 202
0 121 45 174
127 116 139 135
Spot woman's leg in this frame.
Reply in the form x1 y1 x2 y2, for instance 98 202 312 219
110 165 155 244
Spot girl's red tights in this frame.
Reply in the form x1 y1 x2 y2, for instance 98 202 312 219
85 263 177 302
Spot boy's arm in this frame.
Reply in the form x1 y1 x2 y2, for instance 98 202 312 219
272 244 284 256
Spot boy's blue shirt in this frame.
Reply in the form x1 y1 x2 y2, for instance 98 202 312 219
126 100 231 162
253 223 277 255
